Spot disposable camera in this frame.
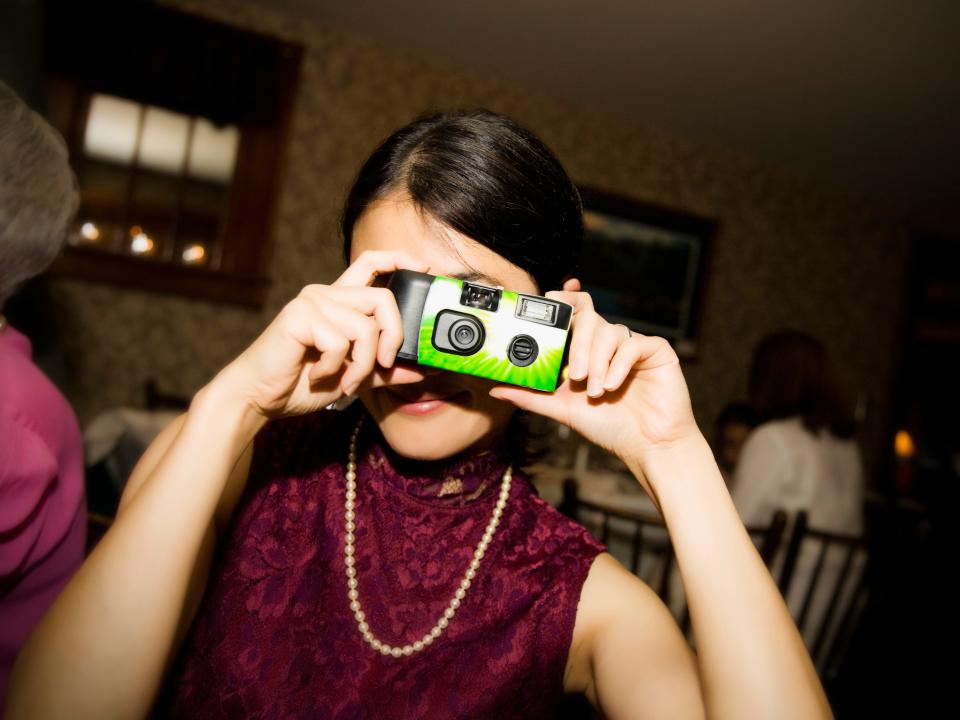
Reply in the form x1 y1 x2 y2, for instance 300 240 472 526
386 270 573 391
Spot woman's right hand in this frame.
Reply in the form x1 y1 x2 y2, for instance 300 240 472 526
3 256 434 720
216 251 431 419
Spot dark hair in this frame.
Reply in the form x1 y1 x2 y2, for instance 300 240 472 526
341 109 583 292
342 110 582 466
748 331 857 439
716 402 759 431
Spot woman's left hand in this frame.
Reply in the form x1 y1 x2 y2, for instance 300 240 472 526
489 280 702 481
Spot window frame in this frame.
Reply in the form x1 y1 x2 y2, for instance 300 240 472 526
44 8 302 308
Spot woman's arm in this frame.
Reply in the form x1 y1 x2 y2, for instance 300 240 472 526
4 379 262 720
632 435 829 719
118 411 251 537
4 250 428 720
492 285 832 719
565 436 829 720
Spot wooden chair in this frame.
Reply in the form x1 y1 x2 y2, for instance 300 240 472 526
560 478 788 633
777 511 869 679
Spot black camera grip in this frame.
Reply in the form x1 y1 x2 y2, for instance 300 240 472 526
385 270 434 361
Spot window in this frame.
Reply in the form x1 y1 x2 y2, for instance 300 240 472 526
73 93 240 268
44 3 302 307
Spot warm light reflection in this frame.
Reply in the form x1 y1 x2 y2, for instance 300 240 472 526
80 222 100 241
181 243 206 264
130 232 155 255
894 430 916 459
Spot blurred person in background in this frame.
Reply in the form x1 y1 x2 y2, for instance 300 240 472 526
733 331 864 644
0 81 85 703
713 401 758 487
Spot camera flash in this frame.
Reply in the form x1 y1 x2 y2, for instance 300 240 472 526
517 297 556 324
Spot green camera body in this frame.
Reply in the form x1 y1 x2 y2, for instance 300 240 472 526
386 271 573 391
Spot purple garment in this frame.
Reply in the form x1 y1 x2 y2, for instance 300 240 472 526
0 325 86 701
165 409 604 718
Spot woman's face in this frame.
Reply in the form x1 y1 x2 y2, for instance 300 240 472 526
351 191 539 461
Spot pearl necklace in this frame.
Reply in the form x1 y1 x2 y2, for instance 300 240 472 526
344 417 512 657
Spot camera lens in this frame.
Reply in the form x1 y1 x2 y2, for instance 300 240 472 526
432 310 486 356
448 317 484 353
455 324 475 345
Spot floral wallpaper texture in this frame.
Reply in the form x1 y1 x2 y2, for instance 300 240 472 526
47 0 909 483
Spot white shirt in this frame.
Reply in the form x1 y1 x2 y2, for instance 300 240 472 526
733 417 864 536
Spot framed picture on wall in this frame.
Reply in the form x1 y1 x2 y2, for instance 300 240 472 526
577 187 717 359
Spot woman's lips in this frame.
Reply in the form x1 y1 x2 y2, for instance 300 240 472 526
384 388 469 416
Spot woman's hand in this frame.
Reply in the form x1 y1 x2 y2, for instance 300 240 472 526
489 280 701 488
215 251 431 419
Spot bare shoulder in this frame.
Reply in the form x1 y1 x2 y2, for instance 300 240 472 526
565 552 704 719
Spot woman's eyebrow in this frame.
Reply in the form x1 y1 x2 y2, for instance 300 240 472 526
448 270 505 287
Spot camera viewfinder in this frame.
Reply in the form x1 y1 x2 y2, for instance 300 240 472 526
460 283 501 312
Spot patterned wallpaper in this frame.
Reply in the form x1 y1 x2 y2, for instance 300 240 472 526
45 0 909 483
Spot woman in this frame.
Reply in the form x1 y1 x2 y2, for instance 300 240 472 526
6 111 830 719
0 82 84 704
732 332 864 653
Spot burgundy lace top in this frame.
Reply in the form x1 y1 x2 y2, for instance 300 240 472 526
163 408 605 719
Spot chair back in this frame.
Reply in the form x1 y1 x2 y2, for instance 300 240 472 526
778 510 869 677
560 478 788 633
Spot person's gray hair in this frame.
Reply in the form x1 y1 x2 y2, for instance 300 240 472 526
0 81 79 308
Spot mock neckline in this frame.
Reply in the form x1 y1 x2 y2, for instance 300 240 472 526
351 420 511 508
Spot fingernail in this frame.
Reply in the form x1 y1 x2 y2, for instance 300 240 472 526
344 381 359 396
587 378 603 397
570 364 586 381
